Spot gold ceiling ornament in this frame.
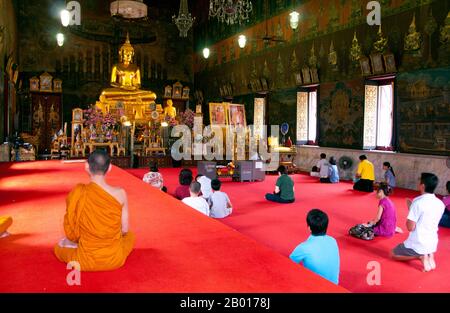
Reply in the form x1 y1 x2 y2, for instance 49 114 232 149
290 49 299 72
350 32 362 62
440 10 450 44
328 40 337 65
404 14 422 52
373 25 388 53
308 42 317 68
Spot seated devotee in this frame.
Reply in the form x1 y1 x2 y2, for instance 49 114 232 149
317 153 330 182
391 173 445 272
0 216 13 238
289 209 340 285
174 169 193 200
143 161 167 193
328 157 339 183
320 157 339 183
310 166 320 177
439 181 450 228
54 150 135 271
196 174 212 201
265 165 295 204
182 182 210 216
353 155 375 192
350 183 402 240
383 162 396 191
209 179 233 219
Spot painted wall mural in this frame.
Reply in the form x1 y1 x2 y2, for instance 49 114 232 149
319 81 364 149
398 67 450 156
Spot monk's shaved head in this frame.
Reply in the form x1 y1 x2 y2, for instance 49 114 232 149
88 150 111 175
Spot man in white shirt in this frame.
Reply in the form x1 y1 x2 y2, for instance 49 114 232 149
196 174 212 200
182 182 210 216
392 173 445 272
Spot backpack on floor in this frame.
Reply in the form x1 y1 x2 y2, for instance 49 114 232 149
349 224 374 240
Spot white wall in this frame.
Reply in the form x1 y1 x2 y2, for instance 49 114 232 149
295 145 449 195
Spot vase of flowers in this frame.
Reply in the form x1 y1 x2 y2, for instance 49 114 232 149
83 106 118 143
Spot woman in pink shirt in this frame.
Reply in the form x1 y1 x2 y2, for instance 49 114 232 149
365 183 402 237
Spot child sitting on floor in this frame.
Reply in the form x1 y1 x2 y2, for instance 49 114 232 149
209 179 233 218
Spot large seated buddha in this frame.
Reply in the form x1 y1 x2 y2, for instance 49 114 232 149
98 34 156 120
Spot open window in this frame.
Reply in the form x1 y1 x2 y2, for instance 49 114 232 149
363 77 395 151
296 86 318 145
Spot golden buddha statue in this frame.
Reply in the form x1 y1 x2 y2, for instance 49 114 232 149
164 99 177 119
98 33 156 121
404 14 422 52
110 34 141 90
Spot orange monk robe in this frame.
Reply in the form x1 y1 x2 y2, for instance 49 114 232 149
54 183 135 271
0 216 13 233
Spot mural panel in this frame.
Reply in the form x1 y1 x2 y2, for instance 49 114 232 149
398 67 450 156
319 81 364 149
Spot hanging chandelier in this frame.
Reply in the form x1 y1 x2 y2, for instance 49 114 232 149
110 0 148 19
173 0 195 38
209 0 253 25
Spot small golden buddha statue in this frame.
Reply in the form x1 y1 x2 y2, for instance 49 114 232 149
164 99 177 119
404 14 422 52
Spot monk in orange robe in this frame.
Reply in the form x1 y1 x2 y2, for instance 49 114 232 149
54 150 134 271
0 216 13 238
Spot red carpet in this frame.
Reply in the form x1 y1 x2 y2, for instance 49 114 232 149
0 161 345 293
127 168 450 293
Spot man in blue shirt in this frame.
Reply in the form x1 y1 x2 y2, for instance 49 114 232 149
289 209 340 284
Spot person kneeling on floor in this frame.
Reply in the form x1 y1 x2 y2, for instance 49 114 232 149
353 155 375 192
391 173 445 272
265 165 295 204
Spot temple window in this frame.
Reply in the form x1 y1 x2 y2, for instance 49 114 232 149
296 87 318 145
363 78 395 151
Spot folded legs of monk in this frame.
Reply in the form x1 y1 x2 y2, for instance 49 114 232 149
0 216 13 238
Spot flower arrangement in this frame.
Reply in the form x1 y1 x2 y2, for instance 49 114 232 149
164 114 179 127
180 109 195 129
83 107 117 130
